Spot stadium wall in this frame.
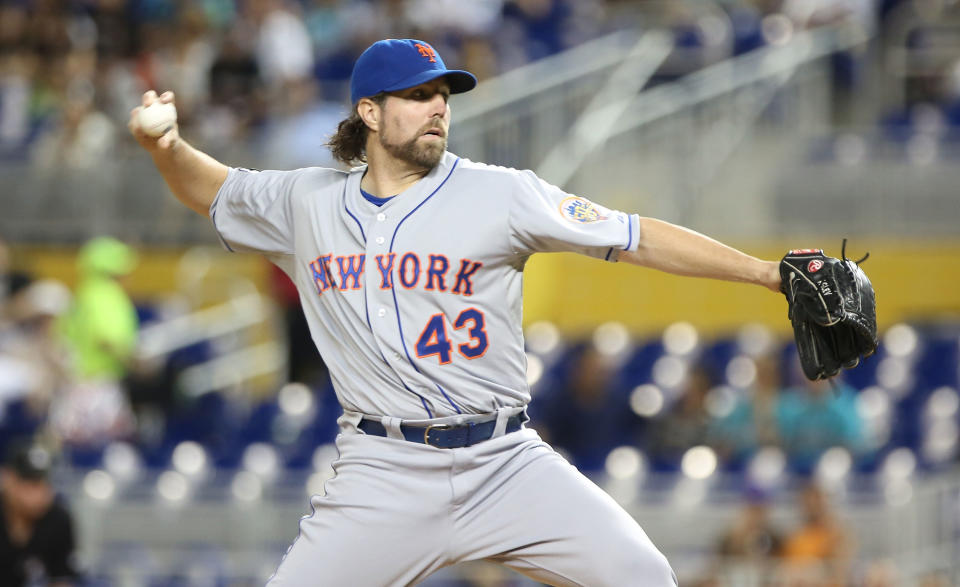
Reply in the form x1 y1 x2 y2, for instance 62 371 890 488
13 241 960 336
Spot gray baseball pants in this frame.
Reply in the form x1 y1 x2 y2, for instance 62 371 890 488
267 426 677 586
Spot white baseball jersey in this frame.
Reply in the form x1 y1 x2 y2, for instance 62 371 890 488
210 151 640 420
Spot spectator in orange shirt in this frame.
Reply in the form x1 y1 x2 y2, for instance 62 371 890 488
781 483 854 587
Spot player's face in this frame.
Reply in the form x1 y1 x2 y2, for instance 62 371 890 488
379 79 451 169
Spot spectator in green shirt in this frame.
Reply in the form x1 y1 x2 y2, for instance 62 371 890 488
54 238 138 445
61 237 138 381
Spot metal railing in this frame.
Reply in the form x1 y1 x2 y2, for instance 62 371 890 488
448 22 889 238
131 249 287 398
137 292 285 398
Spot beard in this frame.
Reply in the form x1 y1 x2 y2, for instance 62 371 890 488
379 122 446 170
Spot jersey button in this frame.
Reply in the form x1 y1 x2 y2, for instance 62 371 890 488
377 308 386 317
376 213 386 222
375 236 385 245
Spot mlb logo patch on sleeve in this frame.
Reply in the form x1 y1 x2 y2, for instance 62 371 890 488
559 197 607 223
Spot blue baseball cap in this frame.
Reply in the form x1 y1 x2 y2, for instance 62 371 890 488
350 39 477 104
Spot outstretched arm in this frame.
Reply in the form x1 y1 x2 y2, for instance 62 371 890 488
128 90 229 217
619 217 782 293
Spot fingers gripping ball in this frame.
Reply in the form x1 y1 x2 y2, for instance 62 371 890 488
138 102 177 137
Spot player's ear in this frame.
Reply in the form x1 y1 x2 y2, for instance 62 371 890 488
357 98 381 132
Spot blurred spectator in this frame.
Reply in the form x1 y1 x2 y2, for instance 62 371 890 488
0 48 36 158
205 25 266 145
62 237 138 381
143 7 216 124
404 0 504 36
712 355 782 467
532 346 633 472
30 59 117 171
502 0 574 61
647 364 716 468
304 0 350 52
777 376 864 473
0 443 79 587
54 237 138 446
0 0 607 159
0 239 31 317
2 0 956 177
459 36 500 81
709 487 783 586
780 483 854 586
258 44 343 168
0 280 73 424
90 0 135 61
718 488 782 560
248 0 315 113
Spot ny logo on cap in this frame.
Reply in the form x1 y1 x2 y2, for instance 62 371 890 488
415 43 436 63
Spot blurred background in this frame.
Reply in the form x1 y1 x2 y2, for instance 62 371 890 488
1 0 959 585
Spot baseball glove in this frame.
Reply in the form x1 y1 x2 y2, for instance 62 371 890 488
779 241 878 380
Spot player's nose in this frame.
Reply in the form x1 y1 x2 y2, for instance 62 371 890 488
427 93 448 119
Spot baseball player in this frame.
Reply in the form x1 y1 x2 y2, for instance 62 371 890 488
131 39 783 586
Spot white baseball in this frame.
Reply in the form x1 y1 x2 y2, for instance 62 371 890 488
138 101 177 137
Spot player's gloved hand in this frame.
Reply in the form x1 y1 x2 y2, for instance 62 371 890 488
128 90 180 151
779 242 878 380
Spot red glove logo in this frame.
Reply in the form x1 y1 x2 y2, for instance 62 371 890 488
808 259 824 273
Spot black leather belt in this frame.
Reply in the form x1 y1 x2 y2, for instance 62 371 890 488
358 414 525 448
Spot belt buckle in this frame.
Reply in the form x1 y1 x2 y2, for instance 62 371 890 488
423 423 453 446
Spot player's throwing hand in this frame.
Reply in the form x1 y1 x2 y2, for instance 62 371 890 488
128 90 179 151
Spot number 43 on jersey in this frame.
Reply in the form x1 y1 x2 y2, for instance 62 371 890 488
415 308 489 364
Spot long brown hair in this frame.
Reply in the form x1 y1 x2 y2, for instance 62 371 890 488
327 93 387 166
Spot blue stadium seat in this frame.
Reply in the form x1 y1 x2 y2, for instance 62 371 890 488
617 340 667 389
280 381 342 470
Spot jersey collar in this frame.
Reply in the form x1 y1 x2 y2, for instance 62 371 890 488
345 152 459 223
